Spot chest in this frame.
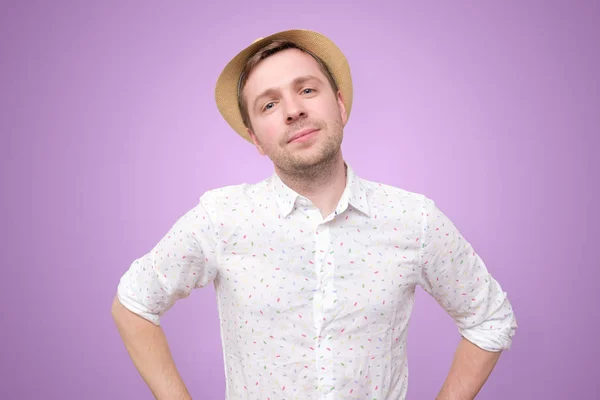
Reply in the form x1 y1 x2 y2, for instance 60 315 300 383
213 210 423 321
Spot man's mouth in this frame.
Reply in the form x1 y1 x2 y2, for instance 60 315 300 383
288 128 319 143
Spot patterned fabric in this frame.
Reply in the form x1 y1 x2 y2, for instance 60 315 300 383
117 163 517 399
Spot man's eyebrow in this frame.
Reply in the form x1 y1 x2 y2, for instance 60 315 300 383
294 74 323 86
252 75 324 111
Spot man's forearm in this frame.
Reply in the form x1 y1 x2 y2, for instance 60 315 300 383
111 296 192 400
436 337 502 400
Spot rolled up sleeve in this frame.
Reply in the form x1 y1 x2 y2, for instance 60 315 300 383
116 195 219 325
417 197 517 352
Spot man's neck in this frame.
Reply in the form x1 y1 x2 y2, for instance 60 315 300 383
276 154 347 218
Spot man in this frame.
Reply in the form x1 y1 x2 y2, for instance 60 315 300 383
111 29 517 399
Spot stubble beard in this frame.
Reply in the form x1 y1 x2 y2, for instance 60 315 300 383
273 119 344 182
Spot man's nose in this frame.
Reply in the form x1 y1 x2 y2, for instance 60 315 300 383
285 96 307 124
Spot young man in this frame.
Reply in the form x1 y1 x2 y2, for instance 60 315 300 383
112 29 517 399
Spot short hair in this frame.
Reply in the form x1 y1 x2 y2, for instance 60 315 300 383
237 40 339 130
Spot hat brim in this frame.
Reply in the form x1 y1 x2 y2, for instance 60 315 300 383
214 29 353 143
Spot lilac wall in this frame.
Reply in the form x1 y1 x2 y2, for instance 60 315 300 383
1 2 598 399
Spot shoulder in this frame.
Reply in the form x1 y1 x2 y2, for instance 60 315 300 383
197 176 273 215
358 176 434 211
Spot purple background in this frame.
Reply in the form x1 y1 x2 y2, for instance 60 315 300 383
1 1 598 399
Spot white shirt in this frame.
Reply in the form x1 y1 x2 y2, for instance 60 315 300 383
117 163 517 399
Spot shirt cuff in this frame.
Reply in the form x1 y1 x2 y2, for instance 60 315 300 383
116 284 162 326
458 297 518 352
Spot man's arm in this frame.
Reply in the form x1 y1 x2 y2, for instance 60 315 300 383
417 196 518 398
436 337 502 400
111 295 192 400
112 196 219 399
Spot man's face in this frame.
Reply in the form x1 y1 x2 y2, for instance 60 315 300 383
242 48 347 176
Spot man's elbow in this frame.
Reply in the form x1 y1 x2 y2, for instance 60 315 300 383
111 294 124 321
111 294 134 325
110 293 163 328
459 314 518 352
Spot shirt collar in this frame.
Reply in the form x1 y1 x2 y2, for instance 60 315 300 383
269 163 371 218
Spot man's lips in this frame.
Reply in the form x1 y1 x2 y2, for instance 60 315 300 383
288 128 319 143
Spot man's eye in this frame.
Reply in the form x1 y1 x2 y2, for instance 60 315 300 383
303 88 314 94
264 102 274 111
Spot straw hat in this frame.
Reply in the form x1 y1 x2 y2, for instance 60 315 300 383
214 29 353 143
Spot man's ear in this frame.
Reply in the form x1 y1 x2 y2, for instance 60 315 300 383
247 128 266 156
337 90 348 125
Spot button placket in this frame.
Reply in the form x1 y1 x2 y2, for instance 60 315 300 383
315 222 339 396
